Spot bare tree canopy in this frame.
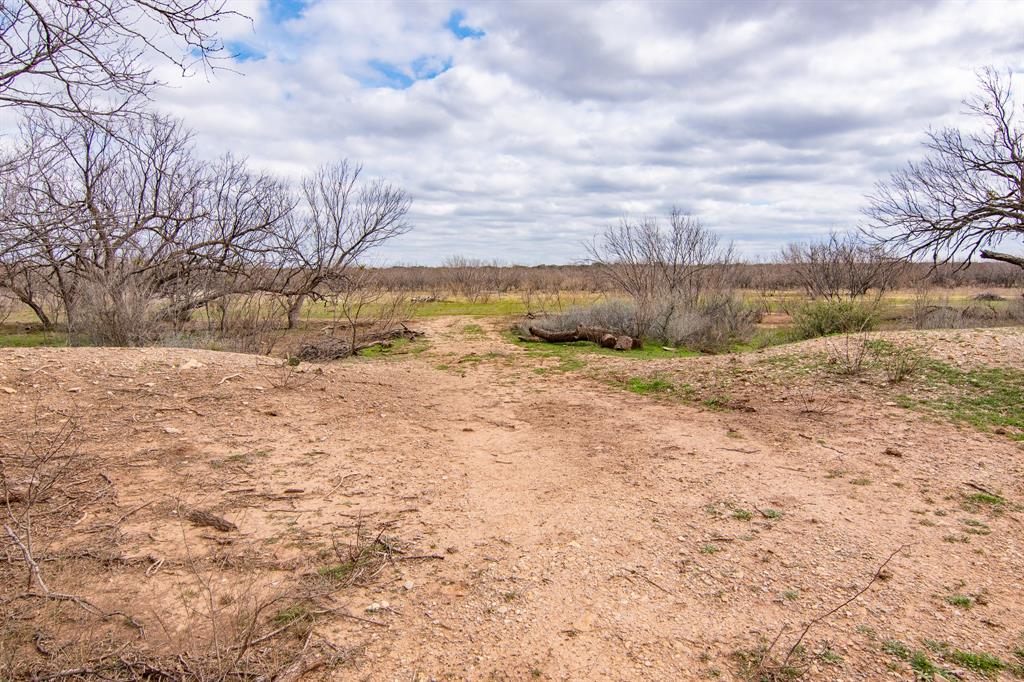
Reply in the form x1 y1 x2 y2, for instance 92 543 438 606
0 111 412 343
866 67 1024 270
778 232 905 301
0 0 235 119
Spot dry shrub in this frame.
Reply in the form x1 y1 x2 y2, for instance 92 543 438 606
529 299 636 337
825 334 872 375
880 344 925 383
0 289 13 325
657 294 759 352
69 278 162 346
201 292 286 355
529 295 758 352
1011 295 1024 323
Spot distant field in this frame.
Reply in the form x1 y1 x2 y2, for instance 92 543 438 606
1 286 1020 349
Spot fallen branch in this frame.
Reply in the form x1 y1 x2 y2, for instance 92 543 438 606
780 544 907 667
185 509 238 532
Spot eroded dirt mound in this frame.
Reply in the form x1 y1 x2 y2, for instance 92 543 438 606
1 323 1022 680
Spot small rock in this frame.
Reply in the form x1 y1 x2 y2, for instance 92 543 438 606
1 386 16 394
67 387 81 393
164 426 182 434
403 580 415 590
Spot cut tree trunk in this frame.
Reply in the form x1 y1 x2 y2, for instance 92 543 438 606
528 325 642 350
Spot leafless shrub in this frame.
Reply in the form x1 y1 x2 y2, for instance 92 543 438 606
587 209 736 337
70 277 162 346
1011 295 1024 323
825 334 872 375
203 292 287 355
257 356 324 391
531 294 757 352
790 384 841 419
323 266 416 357
658 294 759 353
877 343 927 383
778 232 905 302
909 284 1014 330
519 286 568 318
526 299 636 337
0 289 13 325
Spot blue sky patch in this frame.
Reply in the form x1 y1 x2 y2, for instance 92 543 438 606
226 40 266 62
366 60 414 89
412 56 453 80
364 56 452 89
268 0 306 23
445 9 484 39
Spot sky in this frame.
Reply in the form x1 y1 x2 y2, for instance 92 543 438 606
148 0 1024 265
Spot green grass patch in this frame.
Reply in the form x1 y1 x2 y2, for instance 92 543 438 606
0 331 68 347
272 603 311 626
883 640 913 661
622 376 677 395
947 650 1005 676
964 492 1006 507
910 651 955 680
944 594 974 609
317 560 360 582
358 337 430 358
896 360 1024 441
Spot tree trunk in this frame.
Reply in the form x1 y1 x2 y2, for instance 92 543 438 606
20 296 52 330
528 325 642 350
286 294 306 330
980 250 1024 270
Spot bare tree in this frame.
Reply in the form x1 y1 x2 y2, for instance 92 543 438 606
0 111 291 341
276 161 412 329
778 232 905 302
586 209 734 337
0 0 236 121
866 67 1024 271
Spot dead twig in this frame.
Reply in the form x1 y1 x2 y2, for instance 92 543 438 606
624 568 675 597
780 544 907 666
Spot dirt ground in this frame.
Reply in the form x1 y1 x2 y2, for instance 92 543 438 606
1 318 1022 680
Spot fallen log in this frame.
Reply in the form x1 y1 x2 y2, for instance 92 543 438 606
296 325 424 361
528 325 642 350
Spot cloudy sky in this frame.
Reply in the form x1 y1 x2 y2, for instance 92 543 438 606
150 0 1024 265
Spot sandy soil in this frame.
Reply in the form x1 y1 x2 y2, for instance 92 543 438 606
1 319 1022 680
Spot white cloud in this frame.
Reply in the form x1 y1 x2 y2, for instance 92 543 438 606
146 0 1024 264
